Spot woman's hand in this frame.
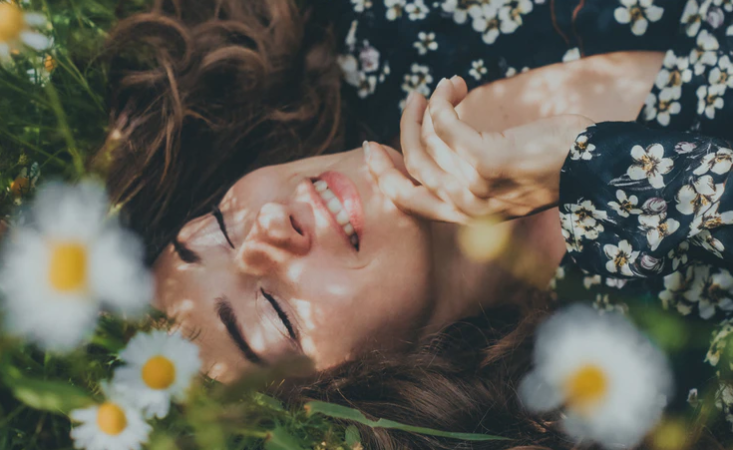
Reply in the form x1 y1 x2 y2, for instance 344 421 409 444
365 76 594 223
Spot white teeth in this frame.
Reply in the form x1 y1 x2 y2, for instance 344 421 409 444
327 197 341 213
312 179 359 247
336 209 350 225
314 180 328 192
321 189 335 201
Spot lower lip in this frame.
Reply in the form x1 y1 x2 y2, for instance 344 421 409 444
317 171 364 242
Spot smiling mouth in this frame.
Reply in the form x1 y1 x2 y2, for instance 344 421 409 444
312 179 359 249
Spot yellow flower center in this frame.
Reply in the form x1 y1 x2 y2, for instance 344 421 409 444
141 355 176 390
564 365 608 412
96 402 127 436
9 175 29 196
44 54 56 72
48 242 87 292
0 3 24 43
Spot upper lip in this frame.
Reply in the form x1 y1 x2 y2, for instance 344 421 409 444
306 171 364 250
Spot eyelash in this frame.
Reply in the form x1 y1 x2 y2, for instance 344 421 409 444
260 289 299 345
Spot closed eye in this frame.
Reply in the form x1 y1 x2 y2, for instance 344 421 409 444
261 289 301 350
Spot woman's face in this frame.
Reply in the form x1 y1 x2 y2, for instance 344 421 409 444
153 146 436 380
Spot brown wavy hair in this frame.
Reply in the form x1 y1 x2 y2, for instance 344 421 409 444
98 0 343 261
99 1 726 448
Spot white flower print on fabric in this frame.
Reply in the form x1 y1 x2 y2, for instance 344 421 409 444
668 241 689 270
340 53 378 98
654 50 692 97
469 59 487 80
352 0 373 12
584 274 602 289
640 253 664 272
406 0 430 20
400 63 433 109
690 202 733 236
441 0 472 24
680 0 710 37
498 0 533 34
385 0 406 20
414 31 438 55
643 89 682 127
606 277 629 289
614 0 664 36
505 66 529 77
684 265 733 318
709 55 733 89
638 214 680 251
627 144 674 188
360 44 381 73
707 4 726 28
471 3 502 44
706 319 733 367
608 190 643 218
560 212 584 252
593 293 630 314
567 200 609 240
694 147 733 175
714 0 733 12
676 141 698 154
659 266 695 314
697 84 726 119
691 229 726 258
690 29 719 74
676 175 724 216
604 240 639 276
563 47 581 62
569 134 596 161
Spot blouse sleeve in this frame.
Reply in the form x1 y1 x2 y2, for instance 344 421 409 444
559 121 733 278
559 0 733 279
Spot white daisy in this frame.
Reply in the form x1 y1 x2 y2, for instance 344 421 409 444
519 304 672 449
113 330 201 419
627 143 674 188
604 239 639 276
614 0 664 36
70 388 151 450
0 3 51 63
0 181 152 351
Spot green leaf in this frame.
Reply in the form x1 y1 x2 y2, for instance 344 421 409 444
305 401 506 441
345 425 361 447
253 392 285 411
8 377 93 414
264 426 305 450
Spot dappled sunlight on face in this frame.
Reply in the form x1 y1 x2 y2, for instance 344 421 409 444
152 147 435 382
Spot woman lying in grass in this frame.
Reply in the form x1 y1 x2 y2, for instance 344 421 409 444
98 0 733 447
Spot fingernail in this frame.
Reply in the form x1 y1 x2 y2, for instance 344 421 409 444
450 75 461 84
363 140 372 163
436 77 448 89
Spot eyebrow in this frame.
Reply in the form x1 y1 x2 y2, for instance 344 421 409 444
215 297 265 366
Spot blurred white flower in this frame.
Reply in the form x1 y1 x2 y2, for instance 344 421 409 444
0 181 152 351
113 330 201 419
518 304 673 449
0 3 51 63
70 385 151 450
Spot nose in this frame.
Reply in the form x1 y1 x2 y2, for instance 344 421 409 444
236 202 311 276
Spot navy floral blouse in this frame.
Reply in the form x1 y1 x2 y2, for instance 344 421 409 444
330 0 733 438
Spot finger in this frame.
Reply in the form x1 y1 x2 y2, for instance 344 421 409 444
449 75 469 99
365 142 469 223
400 90 459 204
421 99 492 198
429 92 496 173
